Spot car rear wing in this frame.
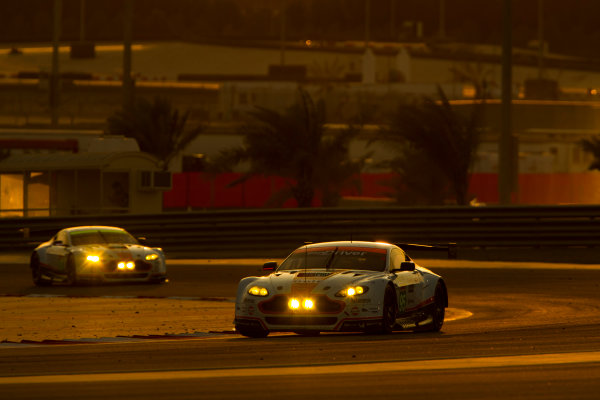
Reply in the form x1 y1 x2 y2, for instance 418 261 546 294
397 243 457 259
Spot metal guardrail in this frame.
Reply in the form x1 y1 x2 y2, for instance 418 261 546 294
2 205 600 259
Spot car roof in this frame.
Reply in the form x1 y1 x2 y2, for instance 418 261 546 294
301 241 397 251
63 226 127 234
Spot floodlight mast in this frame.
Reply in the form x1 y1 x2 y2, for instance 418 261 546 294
499 0 517 204
50 0 62 127
123 0 134 110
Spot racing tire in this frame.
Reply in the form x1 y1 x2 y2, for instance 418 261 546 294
376 285 397 334
66 255 78 286
30 253 51 287
236 325 269 338
415 282 446 333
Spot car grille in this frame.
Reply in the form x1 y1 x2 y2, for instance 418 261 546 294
265 316 338 326
104 273 149 279
259 295 344 314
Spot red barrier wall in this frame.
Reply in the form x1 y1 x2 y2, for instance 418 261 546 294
163 172 600 209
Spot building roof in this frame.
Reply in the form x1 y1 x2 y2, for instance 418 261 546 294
0 151 159 172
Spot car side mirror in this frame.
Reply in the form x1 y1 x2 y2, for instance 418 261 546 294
137 237 148 245
52 240 64 246
392 261 415 273
263 261 277 271
400 261 416 271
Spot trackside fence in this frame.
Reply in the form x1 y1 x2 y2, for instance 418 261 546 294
2 205 600 259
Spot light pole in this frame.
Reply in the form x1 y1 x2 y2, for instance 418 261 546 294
123 0 134 110
499 0 516 204
390 0 396 40
362 0 375 83
280 0 286 65
537 0 545 79
50 0 62 127
365 0 370 47
79 0 86 42
439 0 446 39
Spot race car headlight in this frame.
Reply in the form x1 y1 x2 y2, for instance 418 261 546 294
335 286 369 297
289 298 300 309
118 261 135 270
248 286 269 297
303 299 314 310
145 253 159 261
288 298 314 310
86 255 100 263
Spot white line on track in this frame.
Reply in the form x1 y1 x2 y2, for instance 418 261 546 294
1 351 599 384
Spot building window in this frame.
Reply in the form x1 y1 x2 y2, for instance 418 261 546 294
103 172 129 212
27 172 49 217
0 174 24 217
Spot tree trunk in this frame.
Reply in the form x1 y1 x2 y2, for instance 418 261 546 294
292 178 314 207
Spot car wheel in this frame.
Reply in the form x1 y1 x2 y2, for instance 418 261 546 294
66 255 78 286
415 282 446 332
378 285 397 334
236 325 269 338
30 253 51 287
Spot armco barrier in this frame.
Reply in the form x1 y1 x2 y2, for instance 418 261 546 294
2 205 600 259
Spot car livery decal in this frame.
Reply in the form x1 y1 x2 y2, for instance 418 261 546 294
292 246 387 255
291 270 341 294
397 287 407 313
113 250 134 260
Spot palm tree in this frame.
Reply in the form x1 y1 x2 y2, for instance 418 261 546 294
106 97 203 170
212 88 367 207
377 86 484 205
449 61 496 99
380 144 449 206
580 136 600 170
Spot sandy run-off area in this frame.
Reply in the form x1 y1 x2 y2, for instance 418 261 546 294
0 297 235 343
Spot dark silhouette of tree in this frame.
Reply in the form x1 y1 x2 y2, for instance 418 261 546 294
212 88 367 207
449 61 497 99
378 145 449 206
376 86 484 205
0 149 9 163
106 97 203 170
580 136 600 170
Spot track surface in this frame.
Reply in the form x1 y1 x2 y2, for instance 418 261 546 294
1 257 600 399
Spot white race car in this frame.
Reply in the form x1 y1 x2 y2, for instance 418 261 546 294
234 241 449 337
30 226 167 286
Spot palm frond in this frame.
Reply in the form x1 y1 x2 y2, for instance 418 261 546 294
581 137 600 170
379 86 483 205
106 96 204 170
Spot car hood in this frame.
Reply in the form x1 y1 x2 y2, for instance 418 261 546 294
73 244 152 259
263 268 385 294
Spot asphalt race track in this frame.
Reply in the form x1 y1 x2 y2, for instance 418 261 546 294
0 256 599 399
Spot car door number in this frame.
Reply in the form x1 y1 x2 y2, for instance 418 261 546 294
397 289 407 312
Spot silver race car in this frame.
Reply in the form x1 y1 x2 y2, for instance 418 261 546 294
235 241 449 337
30 226 167 286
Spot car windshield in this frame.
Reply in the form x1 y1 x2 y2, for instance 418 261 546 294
69 230 138 246
278 246 387 272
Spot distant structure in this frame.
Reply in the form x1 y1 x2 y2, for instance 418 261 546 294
0 129 169 217
2 41 600 207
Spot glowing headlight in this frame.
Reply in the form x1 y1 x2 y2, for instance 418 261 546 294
118 261 135 270
288 298 314 310
145 253 159 261
248 286 269 297
289 298 300 309
86 255 100 263
335 286 368 297
303 299 314 310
